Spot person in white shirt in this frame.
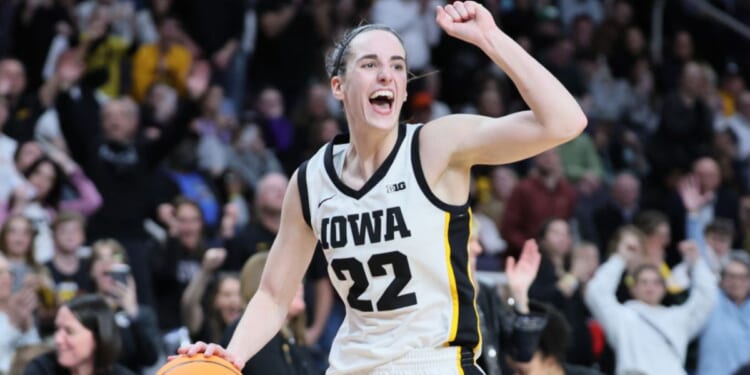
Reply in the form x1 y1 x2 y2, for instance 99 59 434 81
585 235 717 375
0 97 22 202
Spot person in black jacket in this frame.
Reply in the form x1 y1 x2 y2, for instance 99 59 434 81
508 301 604 375
529 218 596 367
593 171 641 253
51 54 209 306
222 252 315 375
24 294 136 375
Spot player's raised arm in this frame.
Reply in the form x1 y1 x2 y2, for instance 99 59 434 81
423 1 587 168
180 170 319 369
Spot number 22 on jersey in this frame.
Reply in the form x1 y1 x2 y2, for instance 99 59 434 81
331 251 417 312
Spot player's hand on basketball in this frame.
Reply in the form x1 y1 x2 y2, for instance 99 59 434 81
173 342 243 370
436 1 497 49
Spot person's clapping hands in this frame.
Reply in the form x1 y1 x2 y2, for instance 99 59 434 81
505 239 541 314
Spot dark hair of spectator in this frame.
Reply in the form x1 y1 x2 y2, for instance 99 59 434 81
629 263 666 289
705 218 734 239
65 294 122 374
203 272 241 343
21 156 65 208
633 210 669 236
325 24 406 79
155 14 179 29
530 301 570 365
536 217 565 243
173 196 205 225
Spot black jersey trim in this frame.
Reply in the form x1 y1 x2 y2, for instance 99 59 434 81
445 212 481 354
411 125 471 214
324 125 406 199
297 161 312 228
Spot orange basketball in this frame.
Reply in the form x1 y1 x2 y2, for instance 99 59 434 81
157 355 242 375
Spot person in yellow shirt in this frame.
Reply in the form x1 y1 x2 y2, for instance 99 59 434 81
131 17 192 102
80 5 130 98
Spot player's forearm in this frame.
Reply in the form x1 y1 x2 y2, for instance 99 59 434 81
479 29 586 139
226 288 288 365
309 280 334 336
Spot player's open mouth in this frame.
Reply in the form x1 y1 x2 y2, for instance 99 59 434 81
369 89 394 115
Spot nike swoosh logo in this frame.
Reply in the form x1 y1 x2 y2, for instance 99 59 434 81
318 195 335 208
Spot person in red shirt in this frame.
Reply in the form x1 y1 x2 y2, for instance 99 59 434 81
502 148 577 256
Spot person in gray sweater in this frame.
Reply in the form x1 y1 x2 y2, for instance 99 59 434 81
584 234 717 375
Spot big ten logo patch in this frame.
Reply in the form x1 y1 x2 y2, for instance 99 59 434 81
386 181 406 193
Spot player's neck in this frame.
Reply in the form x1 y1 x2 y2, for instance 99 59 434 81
344 125 399 179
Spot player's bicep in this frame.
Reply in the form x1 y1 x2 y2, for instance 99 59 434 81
423 112 574 168
259 171 318 306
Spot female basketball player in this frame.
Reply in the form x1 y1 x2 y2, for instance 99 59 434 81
179 2 586 373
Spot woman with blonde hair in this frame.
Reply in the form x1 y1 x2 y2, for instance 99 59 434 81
220 252 313 375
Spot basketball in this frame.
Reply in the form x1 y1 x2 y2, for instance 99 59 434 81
156 355 242 375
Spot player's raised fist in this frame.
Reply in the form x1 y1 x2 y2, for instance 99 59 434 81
435 1 497 49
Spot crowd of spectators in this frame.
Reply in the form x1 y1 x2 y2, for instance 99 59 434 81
1 0 750 374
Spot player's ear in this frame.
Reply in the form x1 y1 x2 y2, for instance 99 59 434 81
331 76 344 100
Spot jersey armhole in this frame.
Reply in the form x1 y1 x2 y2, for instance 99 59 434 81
410 125 470 214
297 160 312 229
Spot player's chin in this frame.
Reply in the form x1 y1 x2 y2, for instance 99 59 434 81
365 108 401 129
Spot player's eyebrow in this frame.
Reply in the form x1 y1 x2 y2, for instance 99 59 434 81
356 54 406 63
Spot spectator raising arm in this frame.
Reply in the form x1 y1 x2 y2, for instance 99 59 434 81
181 248 227 336
584 232 640 347
44 145 102 216
671 240 718 339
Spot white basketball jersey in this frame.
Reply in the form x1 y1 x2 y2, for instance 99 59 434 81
298 124 482 374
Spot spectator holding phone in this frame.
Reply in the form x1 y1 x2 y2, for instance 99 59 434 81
0 252 41 374
89 239 160 374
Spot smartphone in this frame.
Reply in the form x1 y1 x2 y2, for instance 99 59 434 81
108 264 130 285
10 264 29 293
